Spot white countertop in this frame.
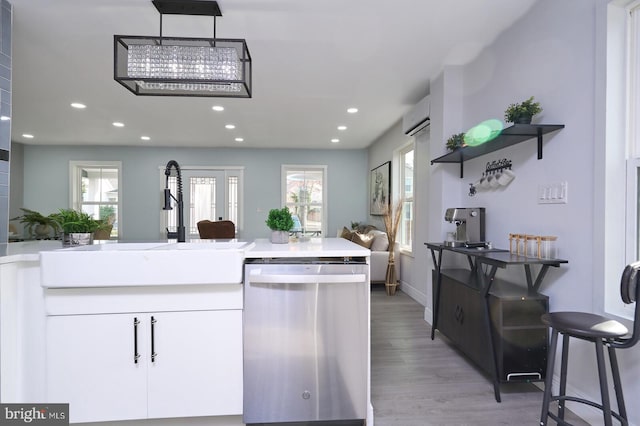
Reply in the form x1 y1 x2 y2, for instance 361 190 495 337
0 240 63 264
0 237 369 266
245 237 370 258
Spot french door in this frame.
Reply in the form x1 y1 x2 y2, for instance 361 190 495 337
162 167 242 239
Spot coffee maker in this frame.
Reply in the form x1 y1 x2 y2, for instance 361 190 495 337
444 207 486 247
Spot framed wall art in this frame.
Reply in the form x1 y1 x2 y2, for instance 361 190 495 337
370 161 390 215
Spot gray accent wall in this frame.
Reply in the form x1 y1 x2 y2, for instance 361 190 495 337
0 0 10 246
15 144 368 241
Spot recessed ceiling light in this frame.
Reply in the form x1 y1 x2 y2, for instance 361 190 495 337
331 138 340 143
71 102 86 109
212 106 225 112
235 137 244 142
225 124 236 130
113 122 125 127
141 136 151 141
337 125 347 131
347 107 358 114
0 115 10 121
22 134 34 139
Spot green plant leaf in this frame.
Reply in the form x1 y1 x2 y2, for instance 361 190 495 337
266 207 294 231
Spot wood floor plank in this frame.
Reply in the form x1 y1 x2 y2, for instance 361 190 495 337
370 288 589 425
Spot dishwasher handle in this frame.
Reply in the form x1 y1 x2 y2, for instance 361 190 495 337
249 273 367 284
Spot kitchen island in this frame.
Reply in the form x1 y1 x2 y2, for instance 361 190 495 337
0 238 372 426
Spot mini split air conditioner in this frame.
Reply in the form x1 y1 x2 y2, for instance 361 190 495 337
402 95 430 136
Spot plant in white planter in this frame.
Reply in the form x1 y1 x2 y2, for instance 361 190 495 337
50 208 103 247
266 207 294 244
10 207 60 239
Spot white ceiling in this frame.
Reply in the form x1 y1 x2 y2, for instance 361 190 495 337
10 0 537 149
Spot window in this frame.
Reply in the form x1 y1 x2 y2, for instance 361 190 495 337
623 2 640 317
282 165 327 236
164 167 243 238
398 144 415 251
605 0 640 318
70 161 121 239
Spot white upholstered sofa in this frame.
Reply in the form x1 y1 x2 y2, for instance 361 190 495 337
338 227 400 283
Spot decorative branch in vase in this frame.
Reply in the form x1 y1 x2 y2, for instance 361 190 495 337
382 198 404 296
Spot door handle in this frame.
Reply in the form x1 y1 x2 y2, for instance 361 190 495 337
133 317 141 364
151 316 157 362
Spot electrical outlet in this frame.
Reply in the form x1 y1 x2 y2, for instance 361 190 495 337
538 181 568 204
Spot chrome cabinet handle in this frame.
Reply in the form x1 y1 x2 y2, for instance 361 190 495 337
151 316 157 362
133 317 141 364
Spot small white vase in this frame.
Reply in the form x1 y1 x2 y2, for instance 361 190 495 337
270 230 289 244
34 224 52 239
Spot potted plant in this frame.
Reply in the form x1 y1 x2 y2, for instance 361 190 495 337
10 207 60 239
50 208 102 247
446 133 466 152
266 207 294 244
504 96 542 124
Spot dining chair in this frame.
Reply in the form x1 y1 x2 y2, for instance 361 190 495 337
197 220 235 239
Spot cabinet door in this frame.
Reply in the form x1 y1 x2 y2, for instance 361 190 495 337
436 272 460 343
147 310 243 419
46 314 148 423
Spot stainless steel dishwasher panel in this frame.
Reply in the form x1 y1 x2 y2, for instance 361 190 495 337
243 262 369 424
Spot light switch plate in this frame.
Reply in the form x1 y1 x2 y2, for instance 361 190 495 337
538 181 568 204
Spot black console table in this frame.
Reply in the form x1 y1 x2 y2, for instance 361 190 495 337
425 243 568 402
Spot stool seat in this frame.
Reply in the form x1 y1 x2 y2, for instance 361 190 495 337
540 261 640 426
541 312 628 340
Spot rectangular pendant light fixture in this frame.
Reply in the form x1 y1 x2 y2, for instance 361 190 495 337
114 0 252 98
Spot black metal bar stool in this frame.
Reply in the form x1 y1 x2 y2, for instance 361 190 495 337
540 261 640 426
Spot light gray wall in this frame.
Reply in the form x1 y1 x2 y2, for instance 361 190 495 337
15 144 368 241
430 0 638 424
366 120 430 306
367 0 638 423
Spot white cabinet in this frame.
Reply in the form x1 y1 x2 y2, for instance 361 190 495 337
46 313 147 422
147 310 243 419
46 310 242 423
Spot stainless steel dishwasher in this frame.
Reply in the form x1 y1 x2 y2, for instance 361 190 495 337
243 257 369 425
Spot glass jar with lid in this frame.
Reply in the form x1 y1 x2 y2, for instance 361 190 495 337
524 235 538 257
539 236 557 259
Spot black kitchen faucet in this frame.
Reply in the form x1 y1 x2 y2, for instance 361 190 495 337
163 160 186 242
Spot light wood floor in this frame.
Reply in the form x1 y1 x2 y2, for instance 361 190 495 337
370 287 589 426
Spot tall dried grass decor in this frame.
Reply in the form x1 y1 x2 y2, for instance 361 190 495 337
383 199 403 296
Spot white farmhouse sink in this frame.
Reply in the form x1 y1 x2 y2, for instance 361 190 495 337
40 241 254 288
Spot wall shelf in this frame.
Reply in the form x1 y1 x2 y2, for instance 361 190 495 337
430 124 564 178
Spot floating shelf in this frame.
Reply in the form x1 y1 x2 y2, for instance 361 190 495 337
431 124 565 178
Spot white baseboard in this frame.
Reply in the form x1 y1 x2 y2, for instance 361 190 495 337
398 280 427 306
424 306 433 325
397 280 432 325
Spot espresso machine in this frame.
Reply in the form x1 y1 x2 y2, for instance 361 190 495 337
444 207 486 247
